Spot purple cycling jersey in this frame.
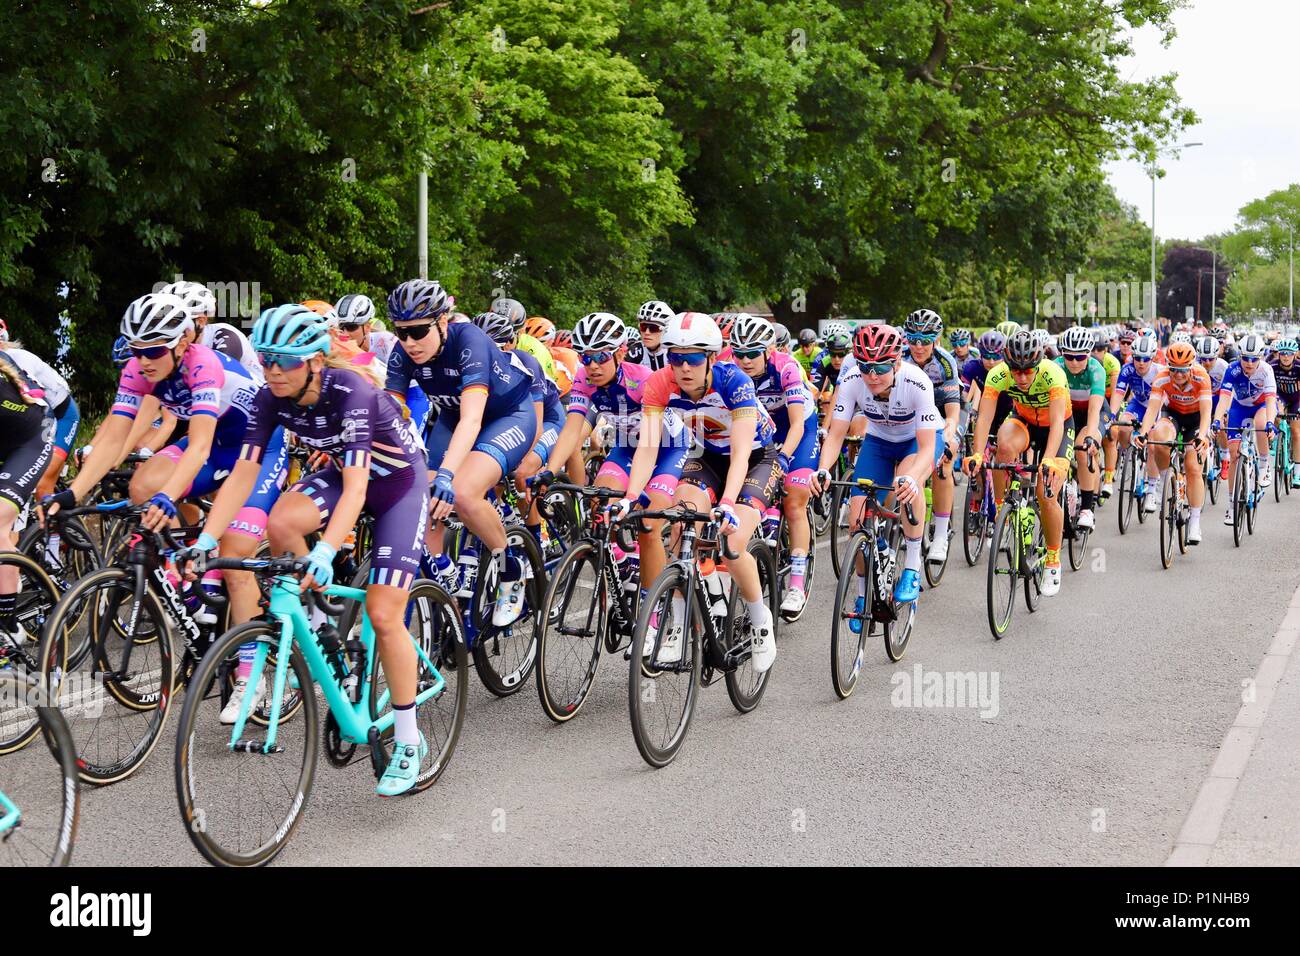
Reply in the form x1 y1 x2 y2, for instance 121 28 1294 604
239 367 424 476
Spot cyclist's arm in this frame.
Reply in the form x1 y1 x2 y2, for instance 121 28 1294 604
1265 392 1278 425
197 458 261 543
438 387 488 475
970 391 995 459
1137 391 1162 436
720 414 758 506
1197 392 1213 441
1213 389 1230 424
68 413 133 501
906 427 937 489
143 409 179 452
1085 392 1103 437
1044 392 1069 461
782 408 805 460
123 395 162 456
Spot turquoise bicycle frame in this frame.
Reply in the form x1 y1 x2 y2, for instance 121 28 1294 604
227 576 446 753
0 789 18 834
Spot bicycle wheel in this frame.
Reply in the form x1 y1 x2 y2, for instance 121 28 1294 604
811 483 834 538
1205 461 1219 504
469 526 543 696
777 505 815 624
366 581 468 794
174 622 318 867
38 567 175 785
725 538 776 713
0 553 62 754
1275 441 1284 503
828 485 850 577
1134 454 1149 525
1023 509 1044 614
829 532 870 699
1117 447 1135 534
627 565 701 768
1232 455 1247 548
962 473 987 566
0 672 80 866
1246 456 1258 535
536 541 605 722
1158 471 1176 569
18 516 103 613
986 506 1017 639
922 514 951 588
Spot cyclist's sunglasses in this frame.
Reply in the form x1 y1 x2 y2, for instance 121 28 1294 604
129 343 176 360
906 333 938 344
580 351 614 366
393 323 436 342
828 349 848 358
1241 356 1261 363
667 351 709 367
1062 352 1090 362
732 347 767 360
638 322 664 333
1168 364 1194 373
257 351 308 371
860 361 895 376
1132 356 1152 363
338 322 364 332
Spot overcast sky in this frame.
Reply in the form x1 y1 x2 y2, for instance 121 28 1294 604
1103 0 1298 242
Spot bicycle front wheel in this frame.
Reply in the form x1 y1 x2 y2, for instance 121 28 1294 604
962 474 987 566
986 507 1017 639
536 542 605 723
0 672 80 866
0 552 62 754
175 622 318 867
1117 448 1135 534
470 527 544 696
1159 471 1176 569
627 565 701 768
724 538 776 713
828 485 850 577
830 532 871 698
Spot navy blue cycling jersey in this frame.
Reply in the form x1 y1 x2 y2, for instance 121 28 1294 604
385 322 533 422
905 344 960 409
1268 357 1300 397
511 348 561 410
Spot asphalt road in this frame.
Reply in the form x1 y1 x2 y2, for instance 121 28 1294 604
8 476 1300 866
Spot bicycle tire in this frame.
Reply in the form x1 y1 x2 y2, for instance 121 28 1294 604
174 622 318 867
724 538 776 713
0 672 80 866
627 564 700 768
366 580 468 794
962 474 987 566
830 531 870 699
469 526 544 697
986 506 1017 639
1275 440 1284 503
1117 447 1134 534
776 504 815 624
1246 455 1258 536
1023 508 1044 614
1159 471 1175 569
536 542 605 722
38 567 176 785
1232 455 1247 547
0 552 62 754
828 485 850 577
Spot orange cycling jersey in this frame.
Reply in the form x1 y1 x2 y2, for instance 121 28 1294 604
1150 363 1212 415
550 345 579 398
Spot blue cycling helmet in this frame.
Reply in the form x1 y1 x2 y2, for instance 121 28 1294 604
112 335 132 368
387 279 450 323
250 304 332 357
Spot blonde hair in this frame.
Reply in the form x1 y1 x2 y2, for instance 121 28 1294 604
321 350 382 388
0 354 38 404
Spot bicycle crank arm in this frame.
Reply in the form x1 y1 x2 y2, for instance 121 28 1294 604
229 739 286 755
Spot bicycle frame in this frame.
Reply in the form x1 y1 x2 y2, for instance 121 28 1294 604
230 576 446 752
0 789 18 834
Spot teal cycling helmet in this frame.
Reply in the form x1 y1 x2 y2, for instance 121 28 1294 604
251 304 332 357
1276 338 1299 354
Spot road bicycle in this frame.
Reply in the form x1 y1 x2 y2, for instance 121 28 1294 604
0 551 65 754
962 443 995 566
768 484 817 624
1143 436 1202 569
1223 425 1268 547
1062 439 1097 572
1273 412 1296 502
624 504 777 768
922 449 956 588
533 483 639 722
0 671 79 866
1116 434 1150 534
827 478 916 698
175 555 467 867
983 461 1050 640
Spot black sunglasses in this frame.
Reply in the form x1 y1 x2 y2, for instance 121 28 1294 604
394 323 436 342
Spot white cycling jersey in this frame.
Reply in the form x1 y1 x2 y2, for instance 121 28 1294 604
201 322 263 383
832 360 940 442
3 347 70 409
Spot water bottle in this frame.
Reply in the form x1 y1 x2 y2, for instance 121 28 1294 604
699 557 729 618
614 546 640 593
455 545 479 599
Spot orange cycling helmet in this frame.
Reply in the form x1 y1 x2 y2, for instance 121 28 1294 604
1165 342 1196 369
302 299 339 325
525 316 556 343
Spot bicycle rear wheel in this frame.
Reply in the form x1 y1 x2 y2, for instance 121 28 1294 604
536 542 605 722
830 532 870 699
1232 455 1247 547
627 566 700 768
174 622 317 867
1205 455 1219 504
986 507 1017 639
724 538 776 713
0 672 80 866
0 553 62 754
1275 441 1284 503
1023 510 1044 613
1247 456 1259 535
469 527 544 696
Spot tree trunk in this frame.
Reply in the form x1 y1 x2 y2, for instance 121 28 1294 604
770 276 840 334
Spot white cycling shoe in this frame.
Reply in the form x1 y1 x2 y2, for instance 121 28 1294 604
748 605 777 674
1100 481 1114 499
1077 508 1095 530
927 535 950 564
1187 515 1202 545
1041 564 1062 597
1142 488 1160 513
780 587 807 615
1223 507 1235 526
220 676 267 725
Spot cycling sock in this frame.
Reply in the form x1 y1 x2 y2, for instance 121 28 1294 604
744 597 768 624
45 532 62 566
393 700 419 748
1081 490 1096 509
1104 469 1114 483
904 535 922 571
789 553 807 591
932 513 950 539
1191 506 1201 519
1046 547 1060 567
237 642 256 681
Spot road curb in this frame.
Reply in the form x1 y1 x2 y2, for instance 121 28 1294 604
1165 581 1300 866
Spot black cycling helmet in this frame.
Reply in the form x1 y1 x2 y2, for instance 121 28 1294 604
1004 329 1043 370
798 328 818 345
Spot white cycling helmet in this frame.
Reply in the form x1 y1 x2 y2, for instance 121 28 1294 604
663 311 723 353
571 312 627 352
336 293 376 326
1238 332 1266 358
728 313 775 351
1170 330 1192 345
159 281 216 322
637 300 674 328
121 292 194 344
1194 336 1219 360
1131 332 1159 359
